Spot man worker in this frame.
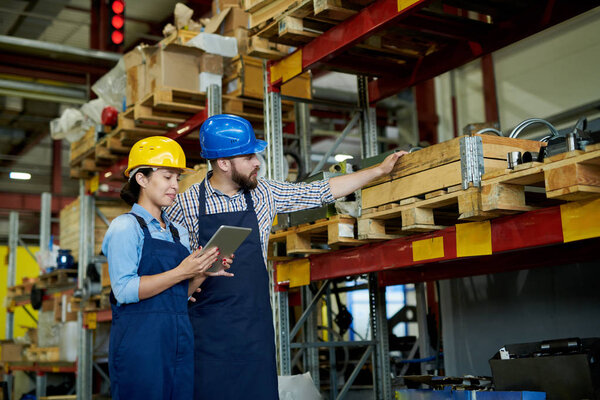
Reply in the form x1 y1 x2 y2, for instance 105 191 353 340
166 114 406 400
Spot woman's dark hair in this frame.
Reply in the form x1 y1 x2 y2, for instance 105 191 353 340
120 168 153 206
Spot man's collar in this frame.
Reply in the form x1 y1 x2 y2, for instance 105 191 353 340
204 170 243 198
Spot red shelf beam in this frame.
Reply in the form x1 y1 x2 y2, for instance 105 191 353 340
274 199 600 287
269 0 599 103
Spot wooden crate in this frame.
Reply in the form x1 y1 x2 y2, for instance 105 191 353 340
59 198 130 261
179 164 209 193
361 135 545 210
223 55 311 100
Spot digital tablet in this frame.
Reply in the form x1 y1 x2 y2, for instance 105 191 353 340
197 225 252 272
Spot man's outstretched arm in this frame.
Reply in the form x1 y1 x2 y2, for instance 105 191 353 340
329 151 407 199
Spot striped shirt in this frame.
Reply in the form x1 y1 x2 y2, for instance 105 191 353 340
165 172 336 264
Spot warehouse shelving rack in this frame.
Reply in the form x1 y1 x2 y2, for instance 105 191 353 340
262 0 600 398
4 193 79 399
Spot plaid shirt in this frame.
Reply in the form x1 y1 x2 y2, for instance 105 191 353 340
165 172 335 264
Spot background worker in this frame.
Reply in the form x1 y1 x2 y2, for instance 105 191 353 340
166 114 406 400
103 136 233 400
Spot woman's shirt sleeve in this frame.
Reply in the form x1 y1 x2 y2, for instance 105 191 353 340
101 214 142 304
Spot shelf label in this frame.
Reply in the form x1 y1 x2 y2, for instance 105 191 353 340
412 236 444 262
277 258 310 287
271 50 302 84
561 198 600 243
398 0 421 13
456 221 492 257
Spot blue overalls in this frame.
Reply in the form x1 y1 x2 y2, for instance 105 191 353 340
188 182 278 399
109 213 194 400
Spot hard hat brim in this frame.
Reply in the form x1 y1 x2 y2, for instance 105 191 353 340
124 165 195 178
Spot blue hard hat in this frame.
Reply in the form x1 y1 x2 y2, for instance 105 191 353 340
199 114 267 159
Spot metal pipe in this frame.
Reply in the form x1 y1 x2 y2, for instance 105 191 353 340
507 151 522 169
566 132 577 152
40 193 51 252
475 127 503 136
6 212 18 340
0 34 121 62
310 112 360 176
280 94 362 112
509 118 559 139
0 79 87 99
291 340 377 348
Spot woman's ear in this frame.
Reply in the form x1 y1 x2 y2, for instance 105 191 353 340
135 172 149 188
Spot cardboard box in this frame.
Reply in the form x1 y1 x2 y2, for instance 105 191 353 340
200 54 224 75
222 6 249 34
123 45 153 106
101 262 110 288
54 294 78 323
213 0 242 15
224 55 311 100
179 164 208 193
0 340 26 362
41 298 54 312
148 46 202 94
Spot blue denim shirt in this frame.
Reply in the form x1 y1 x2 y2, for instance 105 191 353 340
102 203 191 305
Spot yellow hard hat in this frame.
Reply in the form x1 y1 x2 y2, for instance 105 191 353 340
125 136 191 177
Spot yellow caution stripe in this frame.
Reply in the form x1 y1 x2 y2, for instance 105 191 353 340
412 236 444 262
456 221 492 257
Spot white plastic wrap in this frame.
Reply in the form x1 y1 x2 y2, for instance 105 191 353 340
38 311 60 348
186 33 238 57
199 72 222 92
49 108 86 143
278 373 322 400
91 57 126 110
59 321 79 362
80 98 107 125
174 2 194 29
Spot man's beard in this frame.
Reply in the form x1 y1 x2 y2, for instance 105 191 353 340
231 165 258 191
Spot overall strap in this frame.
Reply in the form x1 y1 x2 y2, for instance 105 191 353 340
168 223 181 243
199 180 207 215
243 190 255 213
128 212 152 240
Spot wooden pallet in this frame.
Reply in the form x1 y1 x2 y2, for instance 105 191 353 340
75 288 111 312
268 214 366 255
358 144 600 240
247 0 371 36
222 95 295 123
483 143 600 202
361 135 545 210
69 127 98 166
37 269 78 288
25 346 60 362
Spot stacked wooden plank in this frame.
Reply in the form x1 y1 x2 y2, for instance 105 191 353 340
269 135 600 256
59 198 130 261
244 0 375 48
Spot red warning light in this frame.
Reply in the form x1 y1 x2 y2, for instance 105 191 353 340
111 31 124 45
112 0 125 14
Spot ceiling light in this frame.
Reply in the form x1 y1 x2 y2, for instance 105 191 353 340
9 172 31 180
334 154 354 162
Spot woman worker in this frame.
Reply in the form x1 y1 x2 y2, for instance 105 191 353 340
102 136 233 399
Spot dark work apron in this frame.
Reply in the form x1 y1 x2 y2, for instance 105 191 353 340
109 213 194 400
188 181 278 400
